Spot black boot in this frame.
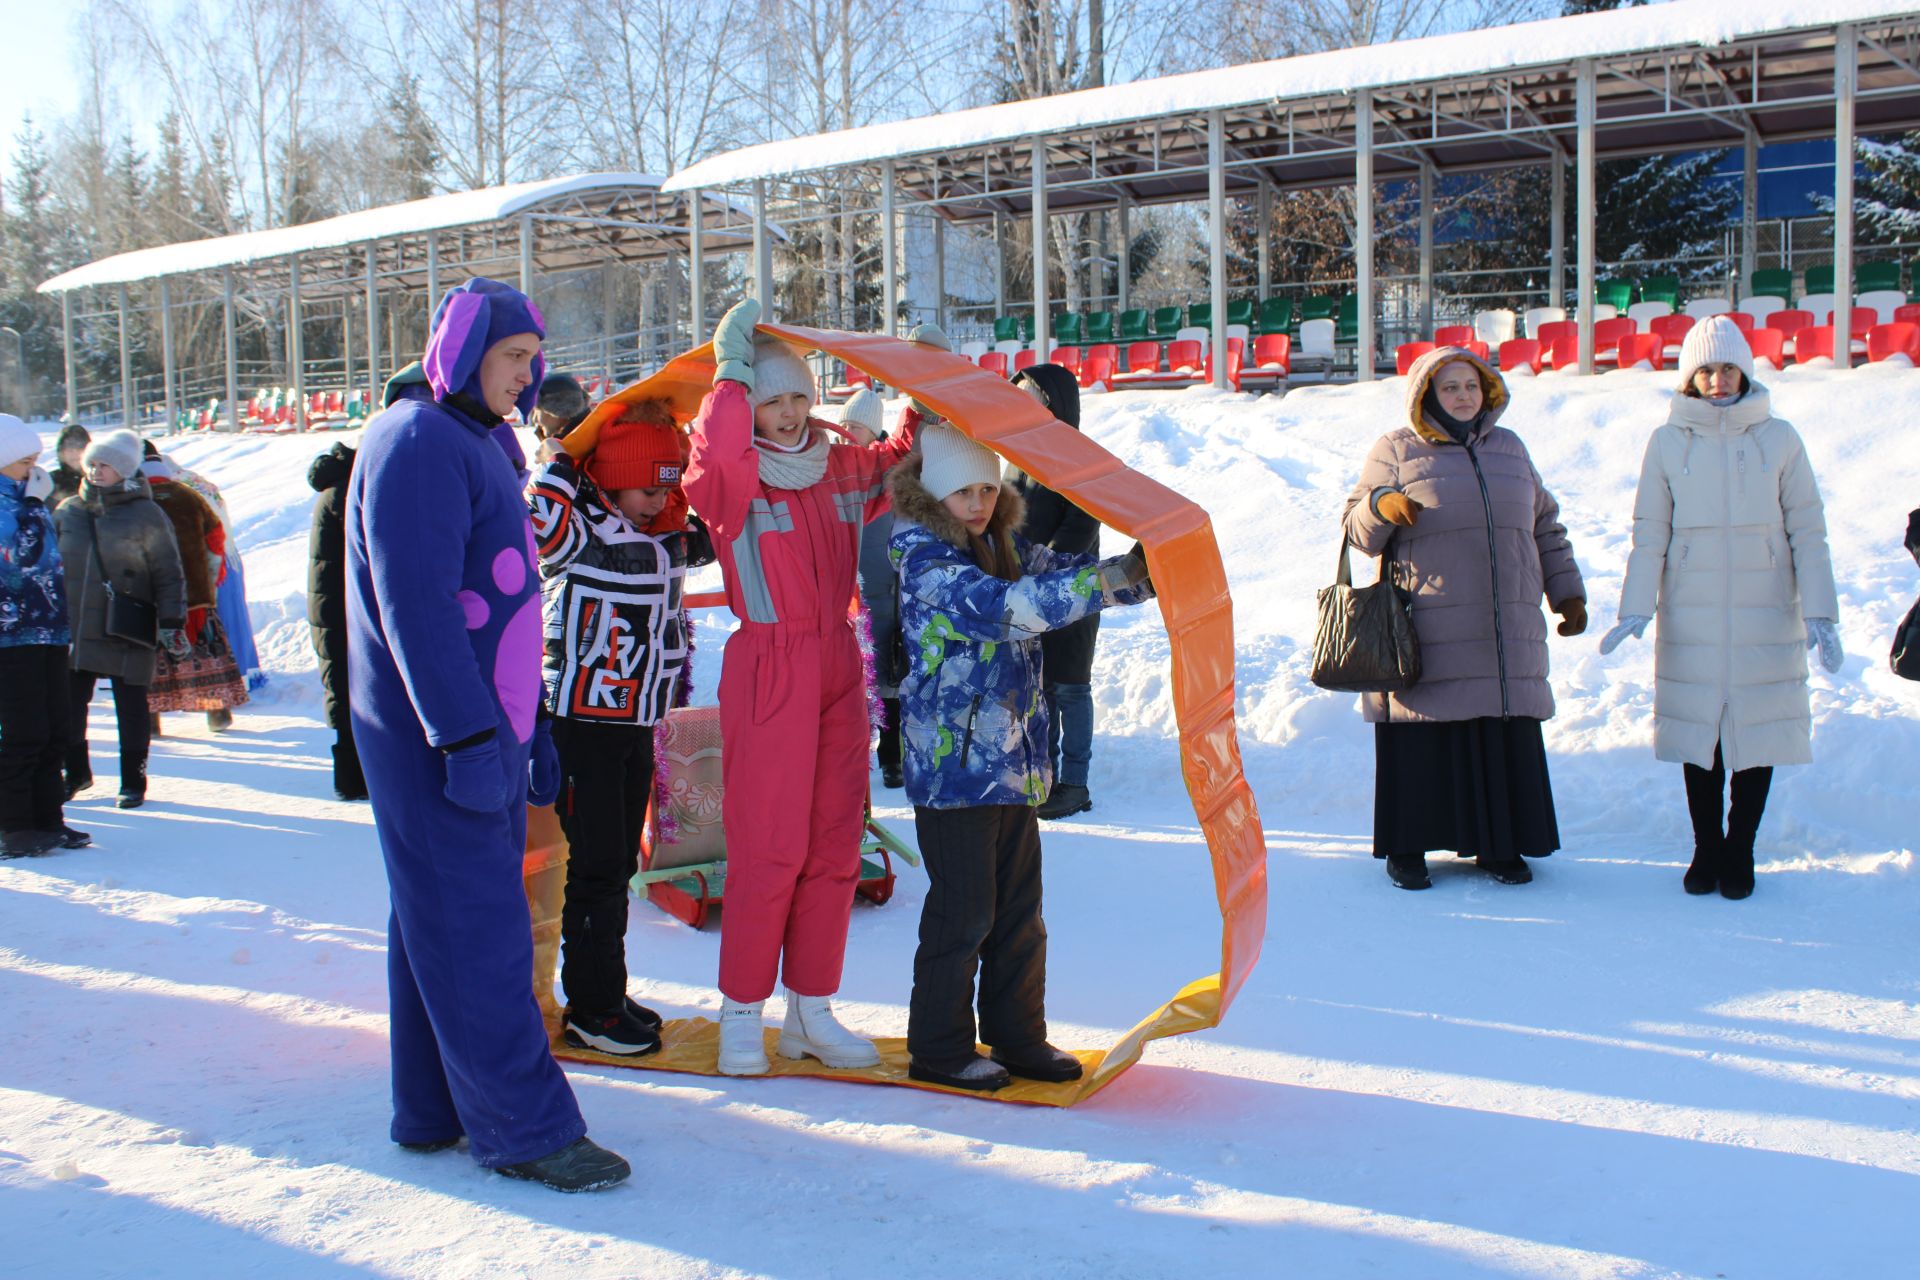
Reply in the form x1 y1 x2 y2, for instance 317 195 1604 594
1681 756 1725 895
990 1042 1083 1083
65 747 93 801
1719 762 1773 901
397 1137 461 1154
206 708 233 733
1037 783 1091 821
908 1054 1012 1091
1479 856 1533 885
1385 854 1431 890
495 1137 631 1192
118 756 148 810
333 741 369 802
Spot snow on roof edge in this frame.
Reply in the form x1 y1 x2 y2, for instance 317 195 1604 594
662 0 1915 192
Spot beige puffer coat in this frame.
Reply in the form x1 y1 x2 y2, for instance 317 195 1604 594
1618 385 1836 772
1342 347 1585 724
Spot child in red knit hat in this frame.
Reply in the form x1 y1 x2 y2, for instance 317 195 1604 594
528 398 714 1055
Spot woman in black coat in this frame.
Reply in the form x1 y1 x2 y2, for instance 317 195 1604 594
307 442 365 800
1009 364 1103 820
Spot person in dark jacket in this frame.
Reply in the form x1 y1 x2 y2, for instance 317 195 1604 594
48 424 89 510
1 415 83 856
531 372 591 443
55 429 190 810
142 443 249 728
1008 364 1104 821
307 442 364 800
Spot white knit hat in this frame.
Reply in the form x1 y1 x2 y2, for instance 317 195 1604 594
0 413 40 467
1676 315 1755 386
839 387 885 436
751 339 817 408
82 428 145 480
918 423 1002 500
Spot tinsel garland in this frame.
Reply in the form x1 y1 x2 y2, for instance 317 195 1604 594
651 605 696 847
851 599 886 736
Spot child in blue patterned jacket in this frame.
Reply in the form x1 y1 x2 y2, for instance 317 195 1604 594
887 423 1154 1091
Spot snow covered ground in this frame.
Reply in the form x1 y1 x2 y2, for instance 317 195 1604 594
4 363 1917 1278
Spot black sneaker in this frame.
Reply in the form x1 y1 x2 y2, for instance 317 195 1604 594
65 771 93 801
907 1054 1011 1091
397 1136 461 1153
1037 783 1091 821
881 765 904 789
206 709 233 733
990 1043 1084 1083
564 1007 661 1057
58 825 92 849
1 830 61 858
623 997 664 1033
1385 855 1431 890
117 791 146 810
1480 857 1533 885
496 1137 630 1192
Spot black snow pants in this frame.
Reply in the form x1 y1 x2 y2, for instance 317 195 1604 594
552 715 656 1018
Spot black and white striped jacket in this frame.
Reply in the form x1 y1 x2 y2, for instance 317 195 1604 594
528 454 713 725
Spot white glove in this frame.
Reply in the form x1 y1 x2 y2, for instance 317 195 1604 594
1806 617 1844 674
25 465 52 502
1598 614 1651 655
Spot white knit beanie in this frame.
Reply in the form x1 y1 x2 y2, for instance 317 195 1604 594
1676 315 1755 387
839 387 885 436
751 339 817 408
82 428 144 480
918 423 1002 500
0 413 40 467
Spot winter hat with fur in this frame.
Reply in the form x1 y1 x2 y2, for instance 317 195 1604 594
839 387 885 437
750 339 817 408
918 423 1002 500
589 404 686 492
82 428 144 480
0 413 40 467
1675 315 1755 388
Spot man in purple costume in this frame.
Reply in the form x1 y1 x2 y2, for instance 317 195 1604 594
346 277 630 1192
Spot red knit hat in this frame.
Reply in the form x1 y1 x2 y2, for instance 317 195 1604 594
587 407 686 492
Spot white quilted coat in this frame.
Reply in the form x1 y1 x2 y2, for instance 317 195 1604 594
1618 386 1837 772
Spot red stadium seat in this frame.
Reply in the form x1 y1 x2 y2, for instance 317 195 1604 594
1765 309 1814 339
1012 349 1039 372
1867 322 1920 363
1079 353 1115 389
977 351 1009 378
1743 327 1786 369
1052 346 1083 374
1205 342 1243 391
1535 320 1576 351
1615 333 1665 370
1250 333 1291 371
1593 316 1634 353
1795 326 1837 362
1497 338 1544 374
1896 304 1920 326
1723 312 1756 331
1085 342 1118 370
1548 336 1581 370
1396 341 1435 375
1166 340 1205 375
1650 313 1694 348
1434 325 1475 346
1124 341 1161 375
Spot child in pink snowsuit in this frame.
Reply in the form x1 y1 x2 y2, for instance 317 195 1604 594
684 299 917 1075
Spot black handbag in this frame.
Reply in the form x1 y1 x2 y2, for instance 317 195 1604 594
1893 597 1920 682
1311 537 1421 693
87 512 158 649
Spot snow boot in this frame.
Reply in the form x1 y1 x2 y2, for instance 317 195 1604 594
1385 854 1431 890
1682 842 1720 895
397 1137 461 1154
65 760 93 801
58 825 92 850
117 755 148 810
1719 832 1757 900
1480 856 1533 885
149 713 163 738
1 830 61 858
1036 783 1091 821
908 1054 1011 1092
332 743 369 801
206 708 233 733
778 988 881 1068
881 764 904 789
563 1006 661 1057
990 1043 1083 1083
1682 757 1726 895
623 996 664 1033
716 998 770 1076
495 1137 631 1192
1718 765 1771 901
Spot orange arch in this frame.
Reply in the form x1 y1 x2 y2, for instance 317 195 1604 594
549 326 1267 1103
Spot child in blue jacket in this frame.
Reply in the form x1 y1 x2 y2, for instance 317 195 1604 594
888 424 1154 1091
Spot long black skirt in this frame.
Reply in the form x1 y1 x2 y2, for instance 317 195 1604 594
1372 717 1560 861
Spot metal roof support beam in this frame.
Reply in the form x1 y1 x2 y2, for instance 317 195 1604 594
1834 23 1856 369
1550 152 1566 311
343 295 354 401
1741 125 1759 294
993 211 1006 318
61 291 76 424
883 159 899 336
934 215 947 331
1257 180 1272 303
690 189 707 344
1116 193 1130 315
159 278 176 432
290 258 307 433
426 235 441 322
1576 59 1596 375
222 269 238 433
1355 91 1375 384
1032 137 1051 357
754 180 772 314
1419 159 1434 335
117 285 134 430
1208 109 1228 389
365 246 381 409
519 215 535 295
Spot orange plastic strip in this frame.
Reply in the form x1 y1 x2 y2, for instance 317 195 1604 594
541 326 1267 1104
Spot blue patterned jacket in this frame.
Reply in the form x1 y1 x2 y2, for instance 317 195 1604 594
0 472 70 648
888 454 1153 810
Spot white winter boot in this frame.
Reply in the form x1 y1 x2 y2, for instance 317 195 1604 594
716 998 769 1076
777 988 881 1069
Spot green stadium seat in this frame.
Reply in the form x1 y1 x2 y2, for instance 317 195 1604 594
1749 268 1792 301
1857 261 1901 294
1595 280 1633 312
1301 295 1336 323
1017 314 1035 343
1803 264 1835 296
1188 301 1213 329
1640 276 1680 306
1255 297 1294 334
1336 294 1359 343
1226 298 1255 328
1119 309 1151 340
1084 311 1115 343
993 316 1019 343
1151 306 1183 339
1053 312 1083 345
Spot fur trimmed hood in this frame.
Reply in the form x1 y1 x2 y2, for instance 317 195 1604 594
886 450 1026 550
1404 345 1509 444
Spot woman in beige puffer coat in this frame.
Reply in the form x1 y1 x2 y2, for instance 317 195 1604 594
1602 315 1840 900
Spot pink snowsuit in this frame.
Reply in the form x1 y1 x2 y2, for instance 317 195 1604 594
685 380 916 1002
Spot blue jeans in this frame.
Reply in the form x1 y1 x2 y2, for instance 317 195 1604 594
1045 682 1093 788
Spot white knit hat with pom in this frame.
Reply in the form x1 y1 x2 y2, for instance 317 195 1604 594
918 423 1002 500
1676 315 1755 386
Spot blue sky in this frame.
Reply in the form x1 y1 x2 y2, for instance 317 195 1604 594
0 7 81 181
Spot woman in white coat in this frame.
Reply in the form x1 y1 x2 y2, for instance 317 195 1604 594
1600 316 1842 899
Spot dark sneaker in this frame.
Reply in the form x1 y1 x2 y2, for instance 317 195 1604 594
1 830 61 858
881 765 904 789
990 1043 1084 1083
1037 783 1091 821
206 709 233 733
58 825 92 849
335 784 371 802
397 1137 461 1153
564 1007 661 1057
1385 855 1431 890
496 1138 631 1192
1480 857 1533 885
907 1054 1011 1092
117 791 146 810
622 997 664 1034
66 771 93 801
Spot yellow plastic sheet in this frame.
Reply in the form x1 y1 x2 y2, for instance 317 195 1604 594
534 325 1268 1105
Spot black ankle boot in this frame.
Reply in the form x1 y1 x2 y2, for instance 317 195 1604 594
1682 839 1720 895
1719 832 1756 900
1385 854 1431 890
119 756 148 809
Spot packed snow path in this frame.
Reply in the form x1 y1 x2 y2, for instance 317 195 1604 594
3 364 1916 1278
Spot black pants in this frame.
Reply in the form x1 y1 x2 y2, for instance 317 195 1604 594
1683 742 1773 851
313 625 364 796
877 696 902 771
553 716 655 1017
909 804 1049 1065
69 670 150 792
0 646 71 833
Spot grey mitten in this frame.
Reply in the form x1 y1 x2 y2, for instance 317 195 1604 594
1598 614 1651 655
713 298 761 391
1806 617 1845 674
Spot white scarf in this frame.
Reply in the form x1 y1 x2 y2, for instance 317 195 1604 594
753 427 830 490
